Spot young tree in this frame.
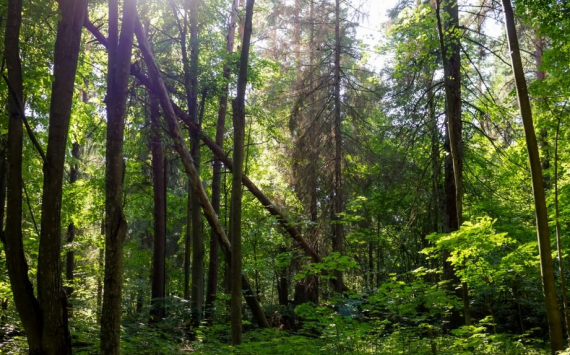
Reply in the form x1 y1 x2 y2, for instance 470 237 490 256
149 92 167 322
501 0 563 352
434 0 470 326
206 0 240 324
230 0 255 344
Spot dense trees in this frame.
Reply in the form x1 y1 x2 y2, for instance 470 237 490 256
2 0 570 353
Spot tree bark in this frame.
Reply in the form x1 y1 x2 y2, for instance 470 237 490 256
65 141 80 316
3 0 43 350
435 0 470 326
39 0 87 350
100 0 136 353
206 0 240 324
150 92 167 322
553 116 570 342
332 0 345 295
501 1 563 353
187 0 204 328
231 0 254 344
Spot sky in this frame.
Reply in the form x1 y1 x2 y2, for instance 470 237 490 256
355 0 400 72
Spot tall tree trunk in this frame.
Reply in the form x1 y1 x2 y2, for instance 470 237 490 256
187 0 204 328
3 0 43 350
501 1 563 352
332 0 345 294
435 0 470 326
100 0 136 353
134 15 269 330
65 141 80 316
553 116 570 342
0 140 6 245
230 0 255 344
38 0 87 350
150 93 167 322
97 221 105 323
206 0 240 324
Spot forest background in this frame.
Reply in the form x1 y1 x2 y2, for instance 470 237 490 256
1 0 570 354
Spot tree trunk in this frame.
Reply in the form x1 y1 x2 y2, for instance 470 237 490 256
3 0 43 350
150 92 167 322
332 0 345 295
38 0 87 349
65 141 80 316
231 0 255 344
188 0 204 328
553 116 570 342
501 1 563 352
435 0 470 326
206 0 240 324
100 0 136 353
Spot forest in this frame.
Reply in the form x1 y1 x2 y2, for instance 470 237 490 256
1 0 570 353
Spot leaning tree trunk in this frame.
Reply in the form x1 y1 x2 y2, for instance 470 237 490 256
501 1 564 353
100 0 136 353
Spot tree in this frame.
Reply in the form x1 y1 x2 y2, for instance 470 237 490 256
149 92 167 322
230 0 255 344
205 0 240 323
100 0 137 352
501 0 563 352
434 0 470 326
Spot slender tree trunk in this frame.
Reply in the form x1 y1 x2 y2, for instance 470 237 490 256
100 0 136 353
65 141 80 317
206 0 240 324
277 245 289 306
435 0 470 326
150 92 167 322
184 188 191 300
332 0 345 294
187 0 204 328
3 0 42 350
554 116 570 342
501 1 563 352
230 0 255 344
96 221 105 323
0 140 6 245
